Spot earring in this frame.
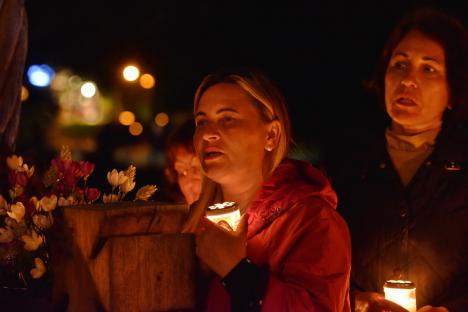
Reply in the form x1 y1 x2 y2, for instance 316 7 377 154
265 146 273 152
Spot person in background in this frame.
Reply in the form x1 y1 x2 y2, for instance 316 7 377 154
332 8 468 312
183 68 351 311
163 118 202 205
0 0 27 154
0 1 54 311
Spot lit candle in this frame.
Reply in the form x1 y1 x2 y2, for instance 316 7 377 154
206 201 240 231
384 280 417 312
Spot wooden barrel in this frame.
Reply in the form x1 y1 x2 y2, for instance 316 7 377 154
51 202 195 312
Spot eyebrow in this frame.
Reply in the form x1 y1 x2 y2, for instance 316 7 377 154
195 107 239 117
392 51 442 65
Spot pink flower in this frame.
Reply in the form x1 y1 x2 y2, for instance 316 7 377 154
85 188 100 203
79 161 95 178
8 171 29 187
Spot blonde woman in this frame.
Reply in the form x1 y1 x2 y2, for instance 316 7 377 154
184 69 351 311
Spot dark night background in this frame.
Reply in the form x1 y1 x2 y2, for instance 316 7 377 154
17 0 468 188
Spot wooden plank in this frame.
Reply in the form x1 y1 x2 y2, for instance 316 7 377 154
52 202 195 311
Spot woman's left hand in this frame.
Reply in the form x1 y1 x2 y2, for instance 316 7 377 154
195 215 248 278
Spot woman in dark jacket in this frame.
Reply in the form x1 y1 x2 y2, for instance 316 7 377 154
334 8 468 312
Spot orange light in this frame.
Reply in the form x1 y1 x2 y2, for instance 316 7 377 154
129 122 143 136
154 112 169 127
139 73 156 89
21 86 29 102
118 111 135 126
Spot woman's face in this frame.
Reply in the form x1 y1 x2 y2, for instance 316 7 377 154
173 147 202 205
385 30 449 133
194 83 271 185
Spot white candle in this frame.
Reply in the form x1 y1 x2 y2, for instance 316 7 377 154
384 280 417 312
206 201 240 231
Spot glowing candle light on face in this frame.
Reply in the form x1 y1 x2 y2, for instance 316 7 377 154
206 202 241 231
384 280 417 312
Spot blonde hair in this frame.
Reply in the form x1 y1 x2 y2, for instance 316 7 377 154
183 68 291 232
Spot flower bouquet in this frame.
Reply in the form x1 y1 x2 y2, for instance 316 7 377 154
0 145 158 289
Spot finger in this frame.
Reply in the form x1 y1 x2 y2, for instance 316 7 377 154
378 299 410 312
235 213 248 236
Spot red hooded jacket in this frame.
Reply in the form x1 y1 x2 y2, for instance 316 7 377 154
206 159 351 311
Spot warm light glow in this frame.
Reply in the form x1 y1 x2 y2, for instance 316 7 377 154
154 112 169 127
139 73 156 89
21 86 29 102
50 70 71 92
206 202 240 231
384 280 417 312
80 82 97 98
129 121 143 136
118 111 135 126
122 65 140 81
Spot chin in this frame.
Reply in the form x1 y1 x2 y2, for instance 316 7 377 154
202 164 229 183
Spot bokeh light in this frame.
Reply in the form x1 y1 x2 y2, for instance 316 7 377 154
27 64 55 87
50 70 71 92
129 121 143 136
122 65 140 82
139 73 155 89
154 112 169 127
21 86 29 102
118 111 136 126
80 81 97 98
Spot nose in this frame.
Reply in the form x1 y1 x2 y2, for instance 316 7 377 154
401 79 418 88
201 124 220 142
400 71 418 89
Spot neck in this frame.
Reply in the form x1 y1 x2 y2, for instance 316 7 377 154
220 173 264 215
391 120 442 136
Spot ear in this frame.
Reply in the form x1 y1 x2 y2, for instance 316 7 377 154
265 120 281 151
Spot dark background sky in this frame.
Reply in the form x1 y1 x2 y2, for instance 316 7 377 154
18 0 468 184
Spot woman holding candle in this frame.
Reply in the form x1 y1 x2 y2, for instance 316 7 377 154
332 8 468 312
183 68 351 311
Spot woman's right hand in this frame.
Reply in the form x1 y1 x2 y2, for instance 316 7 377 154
353 291 409 312
195 215 248 278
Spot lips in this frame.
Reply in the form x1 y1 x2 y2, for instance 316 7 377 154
203 147 224 161
394 95 417 107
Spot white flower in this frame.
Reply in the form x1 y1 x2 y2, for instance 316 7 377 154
58 196 77 207
6 155 23 170
7 202 25 222
39 195 58 212
33 213 54 229
103 193 119 203
9 186 24 199
121 179 136 193
22 164 35 177
21 231 43 251
107 169 128 187
30 257 46 279
0 227 14 243
135 185 157 201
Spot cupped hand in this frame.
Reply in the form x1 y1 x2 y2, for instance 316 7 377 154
354 291 409 312
195 214 248 278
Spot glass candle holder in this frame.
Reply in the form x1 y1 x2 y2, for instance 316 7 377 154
206 201 240 231
383 280 417 312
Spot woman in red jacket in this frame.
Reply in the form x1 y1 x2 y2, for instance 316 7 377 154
184 68 351 311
